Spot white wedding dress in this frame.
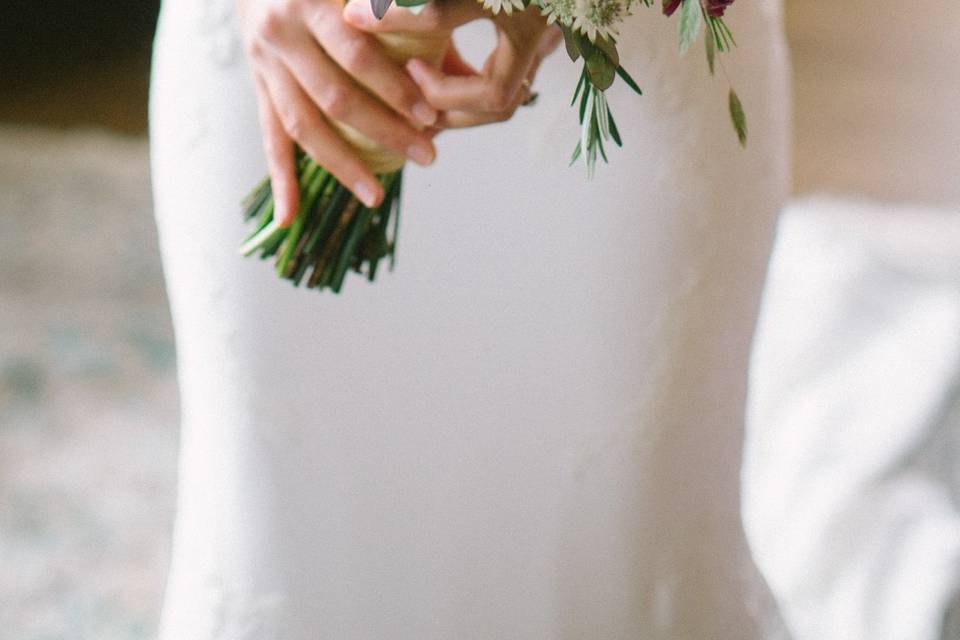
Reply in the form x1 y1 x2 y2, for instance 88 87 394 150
150 0 791 637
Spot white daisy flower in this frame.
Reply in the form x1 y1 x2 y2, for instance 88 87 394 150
571 0 628 42
478 0 526 15
538 0 577 27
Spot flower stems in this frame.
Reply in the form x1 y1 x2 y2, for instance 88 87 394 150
239 152 404 293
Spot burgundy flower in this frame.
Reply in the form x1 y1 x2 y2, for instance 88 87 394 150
663 0 682 15
702 0 735 17
663 0 735 18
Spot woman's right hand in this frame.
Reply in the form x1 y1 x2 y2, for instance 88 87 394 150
237 0 441 225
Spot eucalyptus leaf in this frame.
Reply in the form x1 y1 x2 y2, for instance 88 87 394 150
585 50 615 91
371 0 393 19
396 0 429 6
592 35 620 68
678 0 702 55
729 88 747 146
561 26 581 62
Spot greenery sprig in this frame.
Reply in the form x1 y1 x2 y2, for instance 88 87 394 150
239 154 403 292
238 0 752 294
676 0 746 145
560 28 642 175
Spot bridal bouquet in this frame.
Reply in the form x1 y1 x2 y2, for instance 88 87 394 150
239 0 746 293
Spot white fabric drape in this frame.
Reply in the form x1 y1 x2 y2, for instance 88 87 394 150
150 1 791 637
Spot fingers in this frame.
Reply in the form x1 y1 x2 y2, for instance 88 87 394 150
254 80 300 227
241 0 438 196
537 24 564 58
277 30 437 166
342 0 485 34
439 44 478 77
434 82 532 127
304 6 441 130
405 31 535 114
259 62 385 208
429 38 547 128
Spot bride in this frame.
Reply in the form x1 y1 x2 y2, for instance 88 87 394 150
150 0 791 636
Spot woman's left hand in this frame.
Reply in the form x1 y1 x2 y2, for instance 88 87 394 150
343 0 562 128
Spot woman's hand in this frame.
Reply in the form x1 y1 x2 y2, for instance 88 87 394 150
343 0 562 129
237 0 442 225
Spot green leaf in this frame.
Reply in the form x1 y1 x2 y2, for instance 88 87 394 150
581 88 595 161
596 91 610 141
716 17 736 48
585 49 616 91
577 35 616 91
570 140 583 165
615 65 642 95
705 15 716 74
561 26 581 62
571 68 586 107
678 0 702 55
592 35 620 68
578 76 590 122
729 88 747 147
607 105 622 146
395 0 429 6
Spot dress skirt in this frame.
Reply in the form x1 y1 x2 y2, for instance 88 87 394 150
150 0 792 637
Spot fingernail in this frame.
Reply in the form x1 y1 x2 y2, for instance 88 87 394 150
343 2 366 23
412 101 437 127
275 198 289 227
354 181 380 208
406 58 427 82
406 142 435 166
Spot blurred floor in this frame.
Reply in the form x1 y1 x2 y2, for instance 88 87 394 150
0 128 176 639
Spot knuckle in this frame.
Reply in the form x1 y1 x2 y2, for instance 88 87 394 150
318 85 353 119
245 37 266 59
390 86 421 114
485 85 513 112
285 0 308 14
341 39 373 73
257 7 287 41
281 113 311 140
307 7 337 40
418 6 444 30
264 135 285 158
388 126 418 149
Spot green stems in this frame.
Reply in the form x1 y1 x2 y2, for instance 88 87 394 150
239 153 404 294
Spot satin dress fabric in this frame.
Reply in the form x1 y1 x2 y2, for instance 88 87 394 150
150 0 792 637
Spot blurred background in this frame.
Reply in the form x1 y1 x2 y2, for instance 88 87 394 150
1 1 958 639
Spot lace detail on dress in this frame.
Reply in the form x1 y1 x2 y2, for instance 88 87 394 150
199 0 241 67
199 580 288 640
